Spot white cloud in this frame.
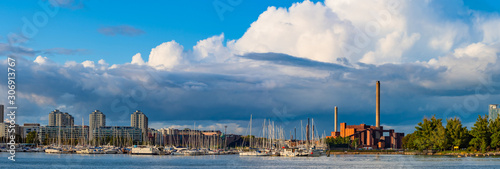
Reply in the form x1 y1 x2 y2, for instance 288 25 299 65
147 40 184 70
34 55 49 64
64 61 78 67
427 22 469 52
424 42 498 88
98 59 107 65
81 60 95 68
131 53 146 65
193 33 232 63
360 31 420 64
234 1 355 64
479 16 500 44
325 0 407 34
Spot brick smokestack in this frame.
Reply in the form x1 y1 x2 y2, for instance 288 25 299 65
334 106 338 132
376 81 380 128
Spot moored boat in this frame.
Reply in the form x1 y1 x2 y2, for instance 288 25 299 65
76 148 102 154
239 150 269 156
45 148 62 154
130 146 160 155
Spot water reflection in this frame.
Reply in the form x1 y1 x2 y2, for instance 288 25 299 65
1 153 500 168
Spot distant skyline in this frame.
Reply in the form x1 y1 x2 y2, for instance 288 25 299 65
1 0 500 135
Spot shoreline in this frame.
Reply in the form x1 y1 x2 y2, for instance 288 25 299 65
327 151 500 157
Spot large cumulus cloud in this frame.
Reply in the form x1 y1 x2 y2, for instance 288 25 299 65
2 0 500 135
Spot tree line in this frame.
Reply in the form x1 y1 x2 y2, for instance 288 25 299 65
403 115 500 152
324 136 358 148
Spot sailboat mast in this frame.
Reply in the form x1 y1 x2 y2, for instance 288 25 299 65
249 114 252 148
58 125 61 147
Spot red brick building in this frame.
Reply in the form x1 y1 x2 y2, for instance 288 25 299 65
328 123 404 149
327 81 404 149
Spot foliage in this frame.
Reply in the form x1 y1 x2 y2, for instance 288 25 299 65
351 138 359 149
489 116 500 150
325 136 350 145
445 117 470 149
430 121 447 150
413 115 445 150
325 136 353 149
406 115 472 152
402 133 416 150
26 131 39 144
469 115 491 153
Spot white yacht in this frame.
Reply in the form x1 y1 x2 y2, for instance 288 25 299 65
45 148 61 154
184 149 205 156
131 146 160 155
76 148 102 154
281 148 301 157
104 148 120 154
239 150 269 156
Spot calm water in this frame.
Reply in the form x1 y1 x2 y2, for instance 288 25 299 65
1 152 500 168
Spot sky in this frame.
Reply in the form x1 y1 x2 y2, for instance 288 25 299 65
1 0 500 137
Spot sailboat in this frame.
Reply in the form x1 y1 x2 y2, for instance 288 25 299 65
239 114 269 156
45 125 62 154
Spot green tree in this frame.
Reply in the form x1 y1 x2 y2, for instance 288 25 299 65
445 117 470 150
402 133 416 150
26 131 38 144
431 124 447 151
325 136 350 145
351 138 359 149
469 115 491 152
489 116 500 150
414 115 444 150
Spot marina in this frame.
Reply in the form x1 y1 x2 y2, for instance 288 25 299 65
2 152 500 169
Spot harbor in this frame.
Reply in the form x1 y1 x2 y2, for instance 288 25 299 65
1 114 329 157
2 152 500 169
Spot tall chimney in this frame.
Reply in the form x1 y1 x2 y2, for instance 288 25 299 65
334 106 338 132
376 81 380 128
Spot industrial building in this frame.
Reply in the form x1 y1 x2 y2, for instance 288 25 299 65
328 81 404 149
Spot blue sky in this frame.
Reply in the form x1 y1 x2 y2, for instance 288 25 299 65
0 0 322 64
1 0 500 136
